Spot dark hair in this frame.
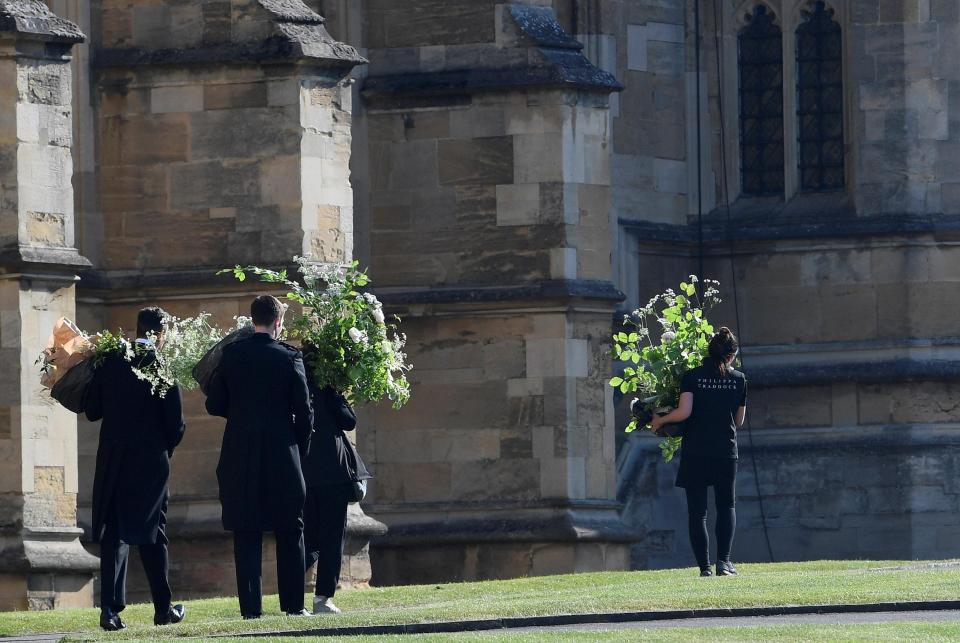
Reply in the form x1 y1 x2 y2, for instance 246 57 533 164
707 327 739 377
251 295 284 327
136 307 167 338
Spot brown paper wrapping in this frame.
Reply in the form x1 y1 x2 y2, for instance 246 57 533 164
40 317 95 389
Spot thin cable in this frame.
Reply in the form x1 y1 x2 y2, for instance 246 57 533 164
712 0 775 563
695 0 705 283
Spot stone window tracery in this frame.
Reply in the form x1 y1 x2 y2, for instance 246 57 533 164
738 5 785 196
796 1 844 191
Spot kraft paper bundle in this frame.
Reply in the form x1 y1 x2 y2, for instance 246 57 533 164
40 318 95 389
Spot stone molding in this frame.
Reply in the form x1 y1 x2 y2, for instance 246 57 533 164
620 212 960 245
0 527 98 574
0 246 91 273
628 423 960 456
93 0 365 70
0 0 84 44
371 508 638 547
76 271 626 307
750 359 960 388
363 4 621 105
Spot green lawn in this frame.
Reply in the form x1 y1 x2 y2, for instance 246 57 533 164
0 560 955 641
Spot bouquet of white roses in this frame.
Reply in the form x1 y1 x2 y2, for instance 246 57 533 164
610 276 721 461
223 257 412 408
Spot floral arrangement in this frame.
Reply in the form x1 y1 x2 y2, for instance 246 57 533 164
610 276 721 461
39 314 240 401
133 313 229 397
223 257 412 408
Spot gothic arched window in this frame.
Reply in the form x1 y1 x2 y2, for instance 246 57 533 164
796 2 844 191
738 5 784 197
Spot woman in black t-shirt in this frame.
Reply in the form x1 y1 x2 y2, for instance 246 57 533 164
650 327 747 577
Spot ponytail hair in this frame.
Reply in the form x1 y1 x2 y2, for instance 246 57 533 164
707 327 739 377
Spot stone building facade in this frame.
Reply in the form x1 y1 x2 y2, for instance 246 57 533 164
0 0 958 609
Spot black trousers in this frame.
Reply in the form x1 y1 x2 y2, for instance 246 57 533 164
99 520 171 615
303 484 351 598
233 530 305 616
684 459 737 570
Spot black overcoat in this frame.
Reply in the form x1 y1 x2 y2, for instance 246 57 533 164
205 333 313 532
85 349 186 545
302 385 371 487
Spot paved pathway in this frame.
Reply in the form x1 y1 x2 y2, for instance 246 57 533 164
0 635 66 643
3 607 959 640
508 609 960 633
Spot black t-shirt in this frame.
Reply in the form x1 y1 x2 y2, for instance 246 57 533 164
679 364 747 459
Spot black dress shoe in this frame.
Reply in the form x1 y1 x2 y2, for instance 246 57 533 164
717 560 739 576
286 608 311 616
699 567 714 577
100 610 126 632
242 614 262 620
155 603 186 626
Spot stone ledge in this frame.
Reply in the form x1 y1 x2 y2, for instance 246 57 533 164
94 39 366 70
751 359 960 387
363 4 620 105
620 212 960 245
364 64 621 104
0 527 98 574
93 0 365 70
626 423 960 455
78 270 625 307
0 0 84 43
377 280 625 306
372 507 637 547
0 245 91 273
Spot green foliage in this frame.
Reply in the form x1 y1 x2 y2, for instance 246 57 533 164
222 258 412 408
610 276 722 461
91 329 134 367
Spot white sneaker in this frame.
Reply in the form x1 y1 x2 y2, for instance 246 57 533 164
312 596 341 614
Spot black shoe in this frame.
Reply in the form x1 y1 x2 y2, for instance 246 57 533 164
700 567 714 577
100 610 126 632
717 560 738 576
286 608 311 616
242 614 262 620
155 603 186 626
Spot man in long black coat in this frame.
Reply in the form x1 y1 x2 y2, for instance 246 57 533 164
205 295 314 618
85 307 186 631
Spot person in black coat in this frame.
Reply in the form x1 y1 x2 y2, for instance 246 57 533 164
205 295 314 618
300 346 371 614
85 307 186 631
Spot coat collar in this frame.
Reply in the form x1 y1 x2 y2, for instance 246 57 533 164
251 332 276 343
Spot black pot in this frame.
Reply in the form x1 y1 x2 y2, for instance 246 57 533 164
630 398 653 426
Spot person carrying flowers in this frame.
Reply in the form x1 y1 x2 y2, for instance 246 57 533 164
650 327 747 578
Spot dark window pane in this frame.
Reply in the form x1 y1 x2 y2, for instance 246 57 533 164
739 5 784 197
796 1 844 191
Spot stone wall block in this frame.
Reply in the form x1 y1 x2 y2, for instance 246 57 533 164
438 137 514 186
151 85 204 114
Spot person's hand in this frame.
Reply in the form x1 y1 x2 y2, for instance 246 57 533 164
649 415 663 432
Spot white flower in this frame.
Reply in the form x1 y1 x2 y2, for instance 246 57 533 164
348 327 363 343
661 331 676 343
372 308 385 324
382 340 393 354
